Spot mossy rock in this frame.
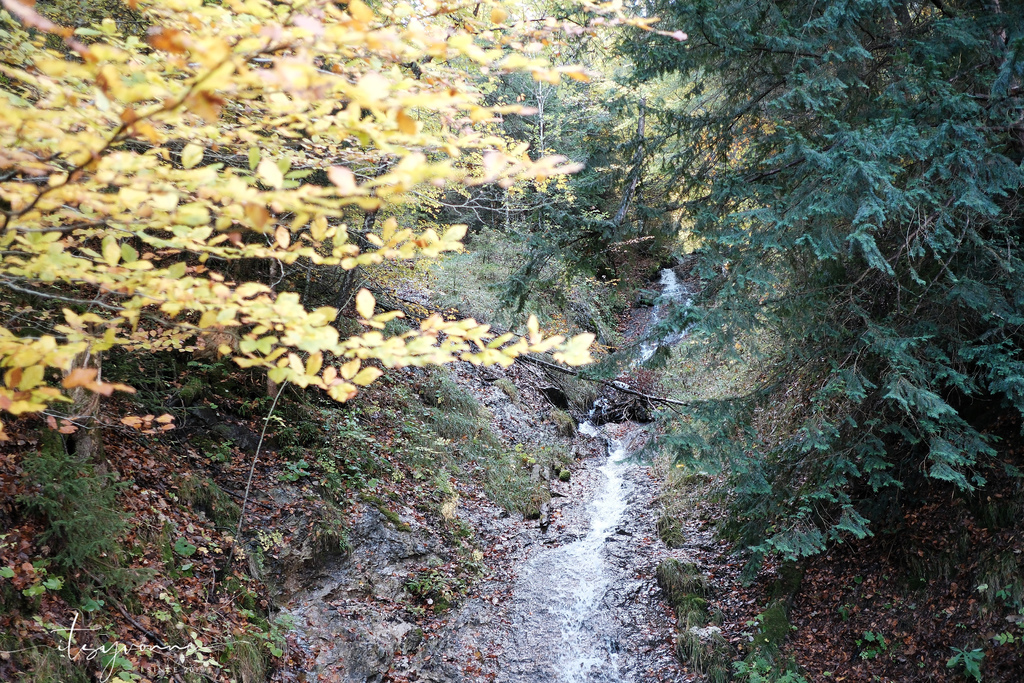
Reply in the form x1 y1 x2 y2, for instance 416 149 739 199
520 485 551 520
676 593 708 613
678 605 708 631
635 288 659 307
176 474 240 528
656 558 709 607
753 601 790 654
179 376 207 405
493 378 520 404
550 408 576 437
363 495 412 532
559 469 571 482
769 561 804 601
656 513 686 549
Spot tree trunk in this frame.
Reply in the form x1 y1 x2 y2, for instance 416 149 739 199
613 98 647 227
66 344 104 462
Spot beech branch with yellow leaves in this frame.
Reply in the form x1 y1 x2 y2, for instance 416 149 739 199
0 0 680 440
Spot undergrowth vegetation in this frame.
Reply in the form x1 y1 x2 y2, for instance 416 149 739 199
432 227 632 347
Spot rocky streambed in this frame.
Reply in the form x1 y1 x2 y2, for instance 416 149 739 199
280 412 688 683
276 268 706 683
419 421 687 683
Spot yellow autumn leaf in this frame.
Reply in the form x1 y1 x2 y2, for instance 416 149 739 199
258 158 284 189
328 166 358 195
527 314 540 344
181 143 204 169
351 366 382 386
348 0 374 24
355 289 375 319
322 366 338 384
102 235 121 266
275 225 290 249
306 352 323 376
328 382 358 402
340 358 360 380
396 108 417 135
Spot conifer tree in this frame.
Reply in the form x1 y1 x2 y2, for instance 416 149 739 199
626 0 1024 560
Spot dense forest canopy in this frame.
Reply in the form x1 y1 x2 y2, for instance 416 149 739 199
623 0 1024 561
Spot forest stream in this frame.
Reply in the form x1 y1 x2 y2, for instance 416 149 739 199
6 3 1024 682
287 271 694 683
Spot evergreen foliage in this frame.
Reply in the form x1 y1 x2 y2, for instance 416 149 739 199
19 431 128 573
625 1 1024 560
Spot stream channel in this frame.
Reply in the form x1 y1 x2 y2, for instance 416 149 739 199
285 269 692 683
486 268 691 682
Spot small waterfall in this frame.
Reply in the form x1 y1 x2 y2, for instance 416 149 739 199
639 268 691 362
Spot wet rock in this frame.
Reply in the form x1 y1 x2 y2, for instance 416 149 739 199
295 608 415 683
285 504 448 681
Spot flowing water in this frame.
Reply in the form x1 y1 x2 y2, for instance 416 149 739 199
497 268 691 682
639 268 691 363
503 425 632 682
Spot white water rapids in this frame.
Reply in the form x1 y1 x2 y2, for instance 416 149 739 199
508 425 631 682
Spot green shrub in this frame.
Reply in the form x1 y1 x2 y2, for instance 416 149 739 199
406 568 466 611
657 513 686 548
224 636 269 683
734 654 808 683
311 509 350 560
19 432 127 574
676 628 731 677
656 558 709 607
420 373 480 417
947 647 985 683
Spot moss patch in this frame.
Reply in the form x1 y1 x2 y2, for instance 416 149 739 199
362 495 411 532
550 408 576 437
657 513 686 549
176 474 240 528
493 378 520 404
656 558 709 608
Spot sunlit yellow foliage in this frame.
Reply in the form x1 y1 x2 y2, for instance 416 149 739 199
0 0 682 439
